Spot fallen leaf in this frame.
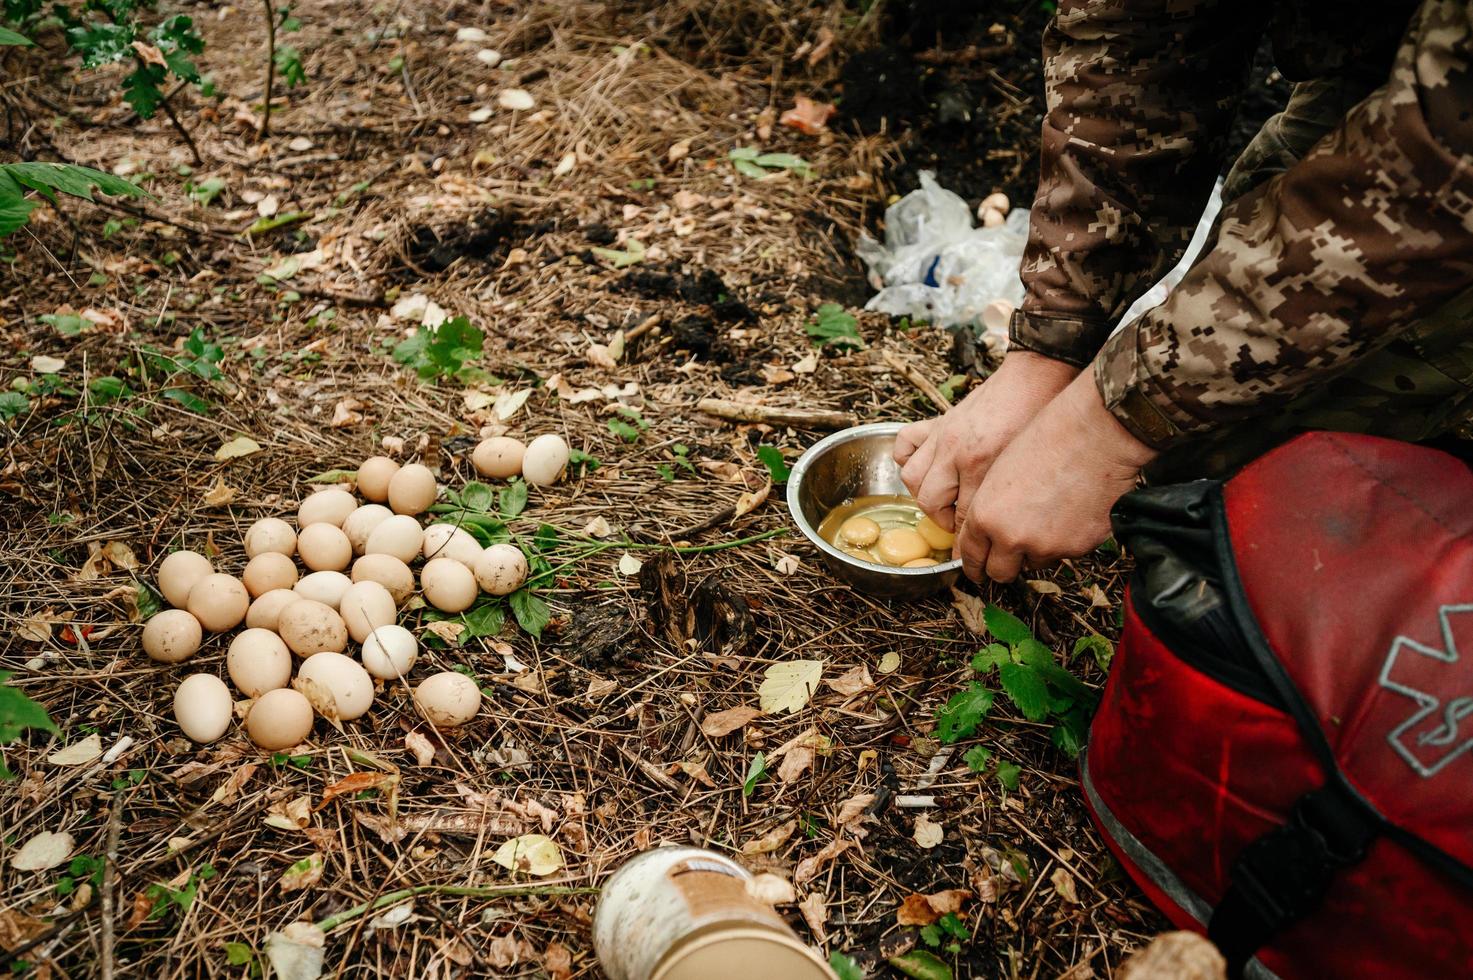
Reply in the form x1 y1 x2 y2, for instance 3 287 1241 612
264 795 313 831
587 343 617 370
799 891 828 942
48 734 102 766
585 676 618 700
319 771 399 809
265 922 325 980
926 889 972 915
1026 579 1062 595
215 436 263 461
30 355 65 374
464 390 496 412
422 301 448 327
733 481 771 519
780 96 837 135
131 40 168 66
424 621 465 646
1051 866 1080 904
16 607 62 643
807 26 835 66
617 553 643 576
544 942 573 980
758 659 824 715
279 853 324 893
913 814 944 849
553 152 576 177
746 873 796 905
391 293 429 321
668 759 716 788
698 460 743 482
492 834 564 876
700 705 761 737
950 587 987 635
202 477 237 507
468 106 494 123
11 831 74 871
1085 583 1112 609
209 763 258 805
288 136 314 151
792 351 819 374
826 664 873 697
582 516 613 538
330 398 364 428
834 793 875 828
404 732 437 766
741 818 797 855
369 902 414 930
668 139 692 163
877 651 901 674
494 388 532 421
897 893 939 926
773 553 801 575
486 935 539 969
498 88 534 111
794 837 855 885
455 26 487 42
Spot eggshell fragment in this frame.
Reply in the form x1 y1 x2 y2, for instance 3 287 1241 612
981 299 1015 334
364 515 424 564
387 463 437 516
227 628 293 697
351 554 415 605
339 580 396 643
343 504 393 554
158 550 213 608
277 599 349 657
980 191 1010 216
422 524 484 567
246 588 300 631
414 671 482 727
246 688 314 750
875 528 930 567
297 523 353 572
357 456 400 503
244 518 296 559
242 552 299 597
521 434 569 486
142 609 203 663
187 574 250 633
472 436 526 479
360 624 418 680
298 488 357 528
296 651 375 721
474 544 528 596
174 674 232 743
294 570 353 609
421 557 478 613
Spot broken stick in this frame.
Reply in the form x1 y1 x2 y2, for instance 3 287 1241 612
696 398 855 430
881 350 952 411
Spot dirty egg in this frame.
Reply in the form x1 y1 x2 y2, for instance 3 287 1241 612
474 543 528 596
142 609 203 663
277 599 348 656
296 651 374 721
351 554 415 606
414 671 481 727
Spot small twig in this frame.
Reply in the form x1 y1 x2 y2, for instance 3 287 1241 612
148 71 203 165
99 791 125 980
668 504 737 540
696 398 856 431
259 0 276 140
625 313 661 341
881 350 951 411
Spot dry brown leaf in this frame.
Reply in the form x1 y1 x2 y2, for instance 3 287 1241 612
808 26 836 65
1026 579 1062 595
733 481 771 519
404 732 437 767
48 734 102 766
279 852 324 894
697 460 742 482
318 771 399 810
209 763 258 805
667 139 691 163
745 873 796 906
794 837 855 885
424 621 465 646
700 705 761 738
826 664 874 697
11 831 75 871
330 398 365 428
897 893 939 926
585 676 618 700
740 818 797 855
776 742 815 783
131 41 167 66
1051 865 1080 904
779 96 837 136
951 586 988 634
667 759 716 788
798 891 828 943
485 934 538 969
543 942 573 980
913 814 944 849
833 793 875 828
16 607 63 643
1085 583 1113 609
264 795 313 831
202 477 237 507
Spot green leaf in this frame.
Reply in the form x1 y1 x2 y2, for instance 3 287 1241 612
888 950 952 980
607 417 641 442
508 589 550 639
742 751 766 797
460 601 505 640
1 162 146 204
0 26 33 45
727 147 760 161
459 482 496 514
568 448 600 475
998 662 1050 722
135 580 164 625
753 152 812 174
41 313 88 337
919 924 941 947
804 303 864 349
0 671 58 777
962 745 992 773
983 605 1032 646
0 193 41 236
937 911 969 940
224 942 255 966
392 316 484 384
995 760 1022 791
1073 634 1114 671
970 643 1011 673
245 211 311 235
756 445 790 483
1050 709 1089 757
732 158 768 179
1014 637 1053 669
162 387 211 414
829 952 866 980
0 391 30 421
1033 659 1094 703
189 177 227 207
935 682 993 744
589 239 646 268
498 479 527 518
88 376 128 402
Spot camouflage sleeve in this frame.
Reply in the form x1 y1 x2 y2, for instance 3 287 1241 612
1010 0 1267 367
1096 0 1473 448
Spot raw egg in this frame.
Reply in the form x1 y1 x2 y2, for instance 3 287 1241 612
173 674 233 743
142 609 203 663
356 456 400 503
246 688 314 750
387 463 437 516
903 558 940 568
916 515 955 550
839 516 880 547
158 550 213 608
187 574 250 633
875 528 930 566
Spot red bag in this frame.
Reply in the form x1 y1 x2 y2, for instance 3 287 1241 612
1087 432 1473 979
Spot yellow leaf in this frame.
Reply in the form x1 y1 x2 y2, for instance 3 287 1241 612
11 831 75 871
877 651 901 674
491 834 564 876
279 853 324 894
202 477 237 507
215 436 263 461
913 814 944 849
733 481 771 519
757 659 823 715
47 734 102 766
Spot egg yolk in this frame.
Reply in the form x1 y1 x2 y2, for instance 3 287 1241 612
839 516 881 547
876 527 930 566
903 557 939 568
916 515 954 550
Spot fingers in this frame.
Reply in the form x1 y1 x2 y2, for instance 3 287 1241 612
914 459 960 531
893 418 937 468
954 510 989 583
900 433 939 499
985 543 1026 583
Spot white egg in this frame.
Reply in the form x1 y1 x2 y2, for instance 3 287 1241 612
247 688 314 750
297 488 357 528
351 554 415 606
474 543 528 596
420 557 478 613
296 652 374 721
294 570 353 609
227 628 292 697
360 624 418 679
422 524 484 567
174 674 233 743
521 434 569 486
157 550 213 608
339 580 396 643
364 514 424 564
243 518 296 559
297 523 352 572
343 504 393 554
414 671 482 727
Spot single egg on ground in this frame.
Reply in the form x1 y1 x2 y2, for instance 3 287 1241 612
243 551 299 597
297 488 357 528
246 588 300 632
244 518 296 559
297 523 352 572
294 570 353 609
351 554 415 605
839 516 881 547
916 515 955 551
422 524 483 567
875 527 931 567
421 557 478 613
227 628 293 697
474 543 527 596
364 514 424 564
472 436 526 479
356 456 400 503
277 599 348 657
142 609 203 663
174 674 233 743
187 574 250 632
296 651 375 721
246 688 314 750
339 580 396 644
157 550 213 608
360 624 417 680
343 504 393 554
387 463 437 516
521 434 569 486
414 671 482 727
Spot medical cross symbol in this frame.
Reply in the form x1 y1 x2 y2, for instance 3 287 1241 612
1378 603 1473 778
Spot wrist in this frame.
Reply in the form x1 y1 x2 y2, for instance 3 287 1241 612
1062 370 1158 468
999 350 1081 393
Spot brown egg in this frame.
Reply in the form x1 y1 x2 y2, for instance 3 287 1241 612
422 524 484 567
227 628 293 697
297 488 357 528
364 515 423 564
297 523 352 572
839 516 880 547
339 580 396 644
916 515 955 550
474 544 528 596
343 504 393 554
420 557 478 613
875 528 930 566
245 589 299 631
903 558 940 568
157 550 213 608
414 671 482 728
387 464 437 516
277 599 348 657
356 456 400 503
142 609 203 663
187 574 250 633
294 570 353 609
472 436 526 479
351 554 415 606
242 552 299 597
246 688 314 750
243 518 296 559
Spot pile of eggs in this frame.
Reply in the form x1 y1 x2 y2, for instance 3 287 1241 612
144 433 571 750
836 513 955 568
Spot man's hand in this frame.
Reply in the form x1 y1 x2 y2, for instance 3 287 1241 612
954 370 1158 582
894 351 1078 531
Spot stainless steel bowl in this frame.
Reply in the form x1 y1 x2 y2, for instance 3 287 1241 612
786 422 962 598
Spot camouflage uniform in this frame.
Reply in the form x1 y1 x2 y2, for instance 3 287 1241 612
1008 0 1473 480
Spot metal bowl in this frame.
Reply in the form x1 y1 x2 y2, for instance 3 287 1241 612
786 422 961 598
